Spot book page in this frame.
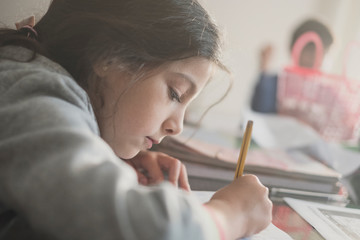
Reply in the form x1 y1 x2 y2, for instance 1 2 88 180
243 109 322 149
165 133 340 181
244 109 360 177
284 197 360 240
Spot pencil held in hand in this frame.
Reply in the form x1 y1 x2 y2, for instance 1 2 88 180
234 120 253 179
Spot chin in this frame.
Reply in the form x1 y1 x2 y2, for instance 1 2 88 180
115 148 140 160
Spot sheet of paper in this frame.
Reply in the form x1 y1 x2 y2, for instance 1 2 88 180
193 191 293 240
284 197 360 240
294 141 360 176
244 109 360 176
243 109 322 149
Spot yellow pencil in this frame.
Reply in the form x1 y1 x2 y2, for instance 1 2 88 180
234 120 253 179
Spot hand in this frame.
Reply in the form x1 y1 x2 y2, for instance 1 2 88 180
259 44 273 72
125 151 191 191
204 175 272 239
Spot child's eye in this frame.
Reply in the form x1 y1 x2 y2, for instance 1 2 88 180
168 87 181 103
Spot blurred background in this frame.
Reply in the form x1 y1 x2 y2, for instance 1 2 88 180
1 0 360 135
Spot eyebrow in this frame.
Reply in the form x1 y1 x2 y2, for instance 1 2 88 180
170 72 197 95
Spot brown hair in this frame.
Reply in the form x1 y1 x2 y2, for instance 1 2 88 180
0 0 226 88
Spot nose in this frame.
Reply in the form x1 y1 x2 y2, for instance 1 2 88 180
163 109 184 136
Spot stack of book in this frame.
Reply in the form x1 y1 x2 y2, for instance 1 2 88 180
154 132 347 204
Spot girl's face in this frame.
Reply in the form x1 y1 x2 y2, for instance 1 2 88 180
95 57 214 159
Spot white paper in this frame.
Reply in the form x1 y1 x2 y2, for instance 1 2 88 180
193 191 293 240
243 109 360 176
243 109 322 149
284 197 360 240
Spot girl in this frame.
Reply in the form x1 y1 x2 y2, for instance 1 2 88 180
0 0 272 239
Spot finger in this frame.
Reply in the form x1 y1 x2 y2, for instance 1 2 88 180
126 152 146 169
122 157 149 185
158 156 181 188
140 158 164 185
178 163 191 191
136 170 148 185
123 158 136 168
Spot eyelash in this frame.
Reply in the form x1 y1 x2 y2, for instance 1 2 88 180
169 87 181 103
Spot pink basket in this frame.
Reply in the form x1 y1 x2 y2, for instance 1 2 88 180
277 32 360 142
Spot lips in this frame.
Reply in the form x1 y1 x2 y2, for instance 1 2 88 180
145 137 159 149
146 137 160 144
145 137 152 149
149 137 160 145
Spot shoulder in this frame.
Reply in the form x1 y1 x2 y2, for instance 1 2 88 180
0 46 88 108
0 46 99 134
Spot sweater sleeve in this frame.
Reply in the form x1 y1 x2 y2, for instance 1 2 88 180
0 66 220 240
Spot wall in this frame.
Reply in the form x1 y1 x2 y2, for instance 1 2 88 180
190 0 360 133
0 0 50 27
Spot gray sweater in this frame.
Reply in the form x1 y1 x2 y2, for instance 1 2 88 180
0 46 219 240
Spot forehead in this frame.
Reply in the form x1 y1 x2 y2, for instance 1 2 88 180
167 57 214 72
163 57 214 87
